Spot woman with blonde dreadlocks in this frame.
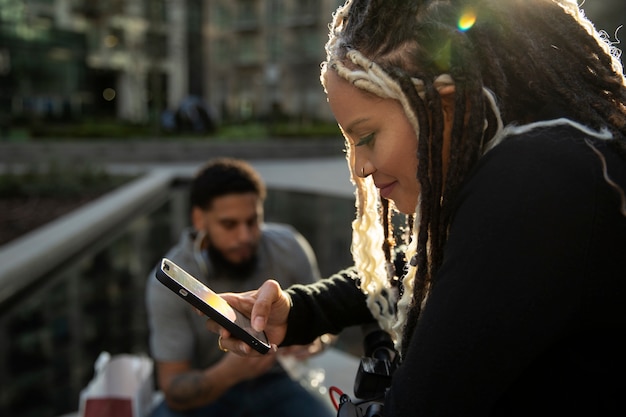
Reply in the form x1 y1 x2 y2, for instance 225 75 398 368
211 0 626 415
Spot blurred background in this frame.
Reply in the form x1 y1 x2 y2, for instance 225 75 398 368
0 1 624 416
0 0 348 140
0 0 623 141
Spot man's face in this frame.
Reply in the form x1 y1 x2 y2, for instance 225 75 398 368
193 192 263 265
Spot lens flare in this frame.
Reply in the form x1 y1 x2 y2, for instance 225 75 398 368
458 11 477 31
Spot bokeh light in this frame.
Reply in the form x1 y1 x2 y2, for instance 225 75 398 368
458 10 477 31
102 88 116 101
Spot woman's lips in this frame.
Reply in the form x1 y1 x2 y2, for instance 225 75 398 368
377 181 397 199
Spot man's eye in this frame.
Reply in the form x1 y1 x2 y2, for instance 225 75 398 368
356 133 375 147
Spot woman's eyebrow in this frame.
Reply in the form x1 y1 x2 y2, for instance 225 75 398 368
344 117 369 135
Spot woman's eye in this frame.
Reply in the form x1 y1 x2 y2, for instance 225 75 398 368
356 133 375 147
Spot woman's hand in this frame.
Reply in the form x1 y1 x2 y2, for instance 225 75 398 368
206 279 291 355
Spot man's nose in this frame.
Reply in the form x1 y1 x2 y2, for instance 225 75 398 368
236 224 254 242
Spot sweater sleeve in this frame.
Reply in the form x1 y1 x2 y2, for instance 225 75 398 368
282 267 375 346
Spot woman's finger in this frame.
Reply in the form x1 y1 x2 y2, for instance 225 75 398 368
250 279 283 331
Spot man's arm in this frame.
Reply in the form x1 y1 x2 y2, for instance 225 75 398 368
157 353 277 411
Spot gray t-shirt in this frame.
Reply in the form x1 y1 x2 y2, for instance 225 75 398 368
146 223 320 369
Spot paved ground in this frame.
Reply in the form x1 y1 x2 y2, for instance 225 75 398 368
106 157 355 198
0 139 355 197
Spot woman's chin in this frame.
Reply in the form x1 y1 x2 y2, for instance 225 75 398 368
393 201 414 215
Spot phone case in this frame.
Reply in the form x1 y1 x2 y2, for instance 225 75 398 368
156 258 271 354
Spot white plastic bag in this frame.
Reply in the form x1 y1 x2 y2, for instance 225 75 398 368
78 351 154 417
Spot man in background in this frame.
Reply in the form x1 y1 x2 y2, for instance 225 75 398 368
146 157 333 417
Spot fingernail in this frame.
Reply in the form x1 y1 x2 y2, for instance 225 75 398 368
252 317 264 331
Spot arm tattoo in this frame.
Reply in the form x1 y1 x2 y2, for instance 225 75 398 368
168 370 214 406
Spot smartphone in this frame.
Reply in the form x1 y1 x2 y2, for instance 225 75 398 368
156 258 271 354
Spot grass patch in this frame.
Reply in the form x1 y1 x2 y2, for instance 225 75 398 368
12 119 341 141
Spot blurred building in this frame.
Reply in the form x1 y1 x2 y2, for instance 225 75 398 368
0 0 622 128
0 0 191 124
205 0 343 123
0 0 343 127
77 0 189 123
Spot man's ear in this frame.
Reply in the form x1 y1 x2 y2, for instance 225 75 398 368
191 207 205 231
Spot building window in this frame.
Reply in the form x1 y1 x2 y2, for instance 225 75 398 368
267 0 284 24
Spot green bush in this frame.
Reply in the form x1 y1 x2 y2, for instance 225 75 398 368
29 121 157 140
18 118 341 141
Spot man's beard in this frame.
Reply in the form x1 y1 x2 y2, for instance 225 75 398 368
206 244 258 279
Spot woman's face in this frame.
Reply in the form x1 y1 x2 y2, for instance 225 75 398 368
325 69 420 214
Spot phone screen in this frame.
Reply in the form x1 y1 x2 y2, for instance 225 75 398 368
170 262 238 321
159 259 270 351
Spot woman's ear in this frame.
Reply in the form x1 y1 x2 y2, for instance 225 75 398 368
438 84 456 168
437 85 456 96
437 84 456 115
438 84 456 119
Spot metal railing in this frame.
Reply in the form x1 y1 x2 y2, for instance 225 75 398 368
0 169 184 416
0 170 176 313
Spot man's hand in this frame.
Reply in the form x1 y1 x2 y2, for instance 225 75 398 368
217 350 277 382
278 334 334 360
206 279 291 355
158 350 278 410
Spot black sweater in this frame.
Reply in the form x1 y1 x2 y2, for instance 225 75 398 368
285 124 626 416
